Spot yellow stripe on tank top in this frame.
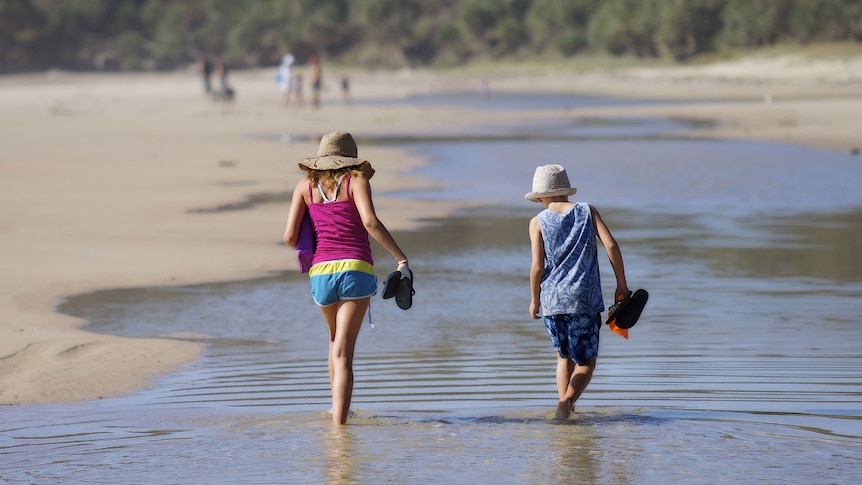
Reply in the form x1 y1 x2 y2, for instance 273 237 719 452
308 259 375 276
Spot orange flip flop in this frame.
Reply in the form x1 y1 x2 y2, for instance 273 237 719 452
606 289 649 338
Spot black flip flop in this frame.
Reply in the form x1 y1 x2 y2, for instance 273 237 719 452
381 271 401 300
606 289 649 329
395 267 415 310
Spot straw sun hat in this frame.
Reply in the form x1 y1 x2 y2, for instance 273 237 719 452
298 131 375 179
524 164 577 201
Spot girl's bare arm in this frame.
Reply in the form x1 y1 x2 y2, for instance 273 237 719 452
350 175 409 266
283 179 308 249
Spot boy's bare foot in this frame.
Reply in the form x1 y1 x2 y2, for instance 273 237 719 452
553 400 571 421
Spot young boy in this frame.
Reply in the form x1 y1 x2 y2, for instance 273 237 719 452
526 164 629 420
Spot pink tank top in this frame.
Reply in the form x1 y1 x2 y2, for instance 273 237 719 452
307 176 374 266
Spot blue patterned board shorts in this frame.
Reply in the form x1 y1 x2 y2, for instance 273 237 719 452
543 313 601 363
309 259 377 307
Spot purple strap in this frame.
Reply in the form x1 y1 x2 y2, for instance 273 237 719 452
296 183 316 273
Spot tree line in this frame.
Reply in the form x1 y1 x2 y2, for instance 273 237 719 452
1 0 860 73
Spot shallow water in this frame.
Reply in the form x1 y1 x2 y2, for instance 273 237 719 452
357 90 718 112
4 95 862 484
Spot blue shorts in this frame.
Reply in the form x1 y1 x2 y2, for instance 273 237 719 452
309 259 377 307
543 313 601 363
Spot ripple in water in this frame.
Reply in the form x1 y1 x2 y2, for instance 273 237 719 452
5 125 862 483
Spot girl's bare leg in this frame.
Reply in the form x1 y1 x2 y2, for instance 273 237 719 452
319 298 369 425
320 305 338 390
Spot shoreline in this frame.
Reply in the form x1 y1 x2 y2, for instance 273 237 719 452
2 55 860 405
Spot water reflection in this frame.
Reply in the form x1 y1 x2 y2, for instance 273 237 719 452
323 427 358 485
547 422 602 484
714 210 862 281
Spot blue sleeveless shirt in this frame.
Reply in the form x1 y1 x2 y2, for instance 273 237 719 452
538 202 604 316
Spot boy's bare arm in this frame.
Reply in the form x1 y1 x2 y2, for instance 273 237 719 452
529 216 544 319
591 205 629 298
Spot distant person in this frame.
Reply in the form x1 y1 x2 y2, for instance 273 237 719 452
197 56 213 97
479 79 490 100
293 72 305 108
340 75 351 104
213 58 235 102
283 132 410 425
309 55 322 109
526 164 629 420
215 58 229 91
277 53 295 108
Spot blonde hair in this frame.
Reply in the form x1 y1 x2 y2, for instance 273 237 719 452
306 167 364 192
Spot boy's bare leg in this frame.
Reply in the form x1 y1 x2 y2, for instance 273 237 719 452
554 355 575 420
555 355 575 400
564 359 596 410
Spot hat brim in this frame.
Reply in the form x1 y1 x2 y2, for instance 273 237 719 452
524 187 577 202
298 157 375 179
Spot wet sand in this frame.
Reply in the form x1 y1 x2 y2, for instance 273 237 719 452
1 52 861 405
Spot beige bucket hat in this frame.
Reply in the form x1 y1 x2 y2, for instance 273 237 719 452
298 131 375 179
524 164 577 201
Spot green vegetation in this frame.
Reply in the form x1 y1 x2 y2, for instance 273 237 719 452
1 0 860 73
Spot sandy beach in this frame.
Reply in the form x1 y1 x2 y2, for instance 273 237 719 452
2 52 861 405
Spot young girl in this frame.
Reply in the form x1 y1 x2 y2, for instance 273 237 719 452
526 164 628 420
284 132 409 425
